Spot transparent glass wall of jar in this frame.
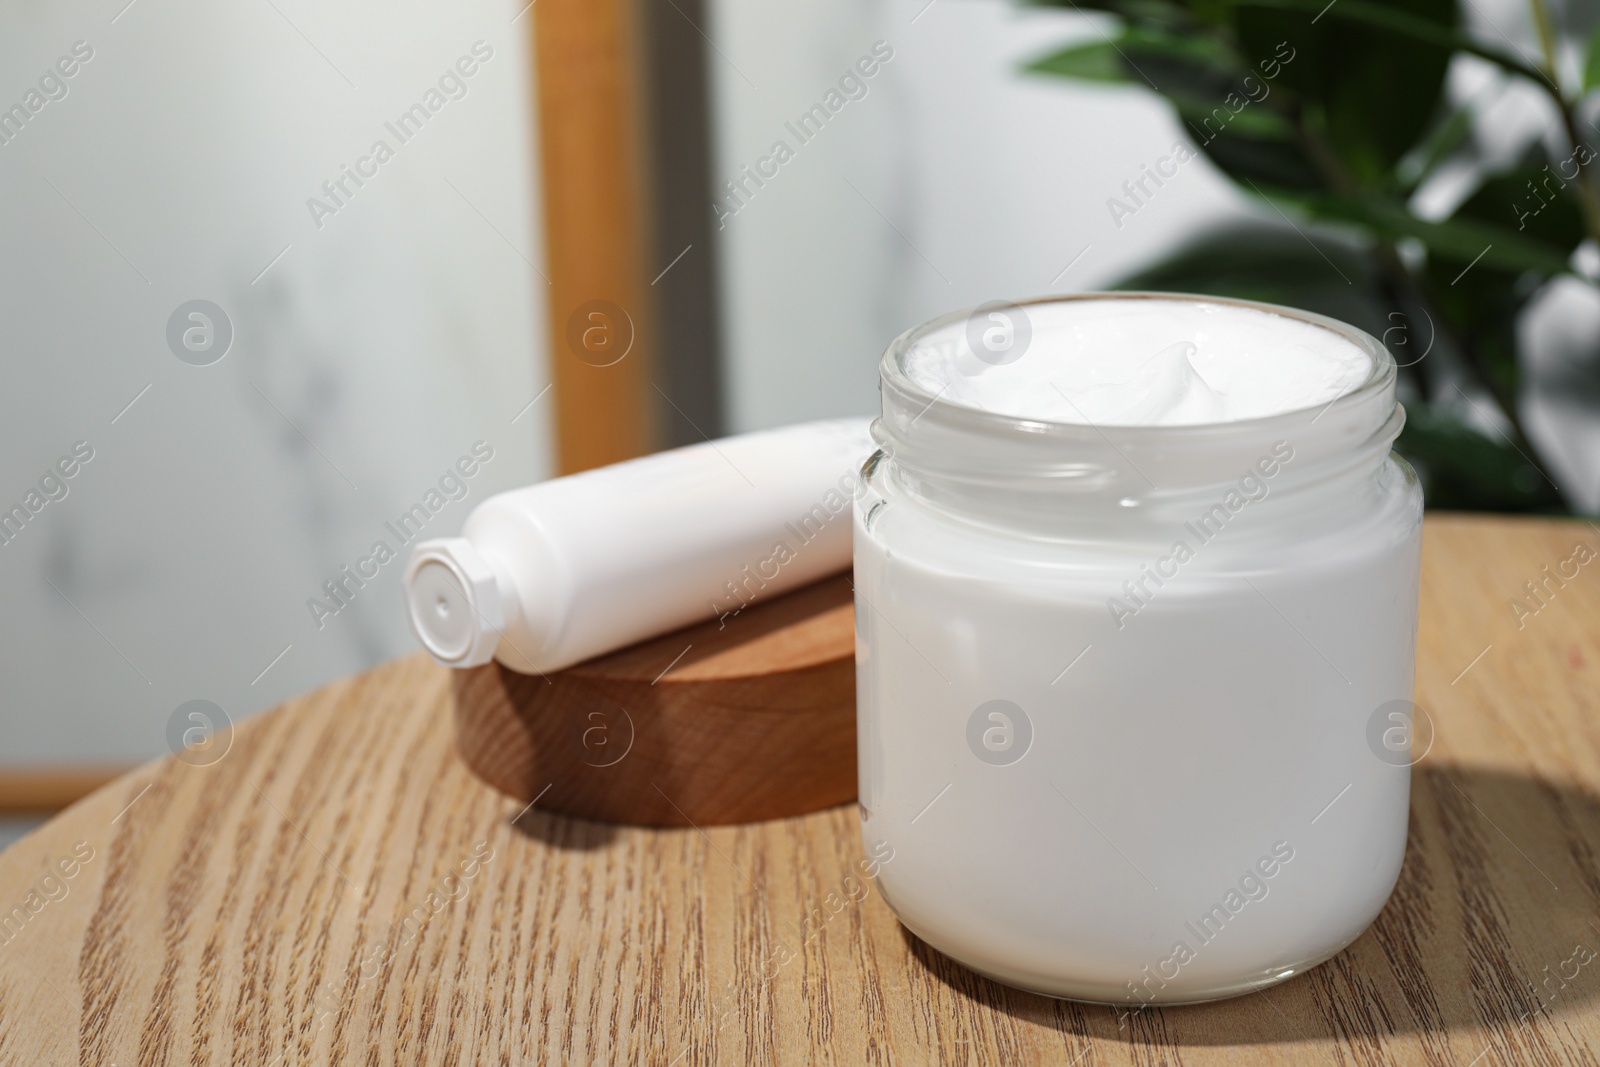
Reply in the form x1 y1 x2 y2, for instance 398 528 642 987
853 293 1423 1004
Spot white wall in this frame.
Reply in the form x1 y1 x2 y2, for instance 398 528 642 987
0 0 550 763
706 0 1256 432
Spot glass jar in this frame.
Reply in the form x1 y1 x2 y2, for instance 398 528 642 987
853 293 1423 1005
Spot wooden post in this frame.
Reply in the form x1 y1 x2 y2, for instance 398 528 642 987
531 0 659 473
0 766 131 813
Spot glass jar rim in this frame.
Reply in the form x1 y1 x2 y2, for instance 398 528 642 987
880 291 1395 442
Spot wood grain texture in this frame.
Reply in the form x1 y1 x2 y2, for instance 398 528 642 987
531 0 658 472
453 574 856 826
1 514 1598 1065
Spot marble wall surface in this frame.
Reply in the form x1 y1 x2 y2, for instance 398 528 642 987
0 0 551 765
704 0 1257 433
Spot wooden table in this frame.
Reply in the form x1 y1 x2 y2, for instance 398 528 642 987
2 514 1598 1065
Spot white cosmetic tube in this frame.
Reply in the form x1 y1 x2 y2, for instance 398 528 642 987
404 418 873 674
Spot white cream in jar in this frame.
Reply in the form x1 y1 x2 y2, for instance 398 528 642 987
854 293 1423 1004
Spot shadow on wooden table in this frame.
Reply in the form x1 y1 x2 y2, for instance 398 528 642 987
508 808 620 851
898 764 1600 1047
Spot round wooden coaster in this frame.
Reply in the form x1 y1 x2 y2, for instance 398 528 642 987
449 574 857 826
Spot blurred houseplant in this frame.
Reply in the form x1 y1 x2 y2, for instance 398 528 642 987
1030 0 1600 511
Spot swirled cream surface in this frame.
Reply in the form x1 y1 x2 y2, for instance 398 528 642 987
904 298 1373 426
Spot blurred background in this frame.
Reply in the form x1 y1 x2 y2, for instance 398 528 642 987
3 0 1597 845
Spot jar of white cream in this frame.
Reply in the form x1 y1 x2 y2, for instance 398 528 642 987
854 292 1423 1005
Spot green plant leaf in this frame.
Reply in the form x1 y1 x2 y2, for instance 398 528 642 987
1415 158 1588 409
1030 18 1330 191
1192 126 1325 189
1233 0 1458 186
1396 104 1475 190
1235 0 1546 85
1024 0 1200 30
1396 404 1564 511
1028 23 1241 86
1452 161 1588 258
1125 23 1239 68
1290 191 1576 275
1024 0 1577 515
1585 21 1600 91
1026 40 1130 82
1113 222 1387 330
1169 92 1299 140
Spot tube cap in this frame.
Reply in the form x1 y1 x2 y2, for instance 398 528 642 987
404 538 504 668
